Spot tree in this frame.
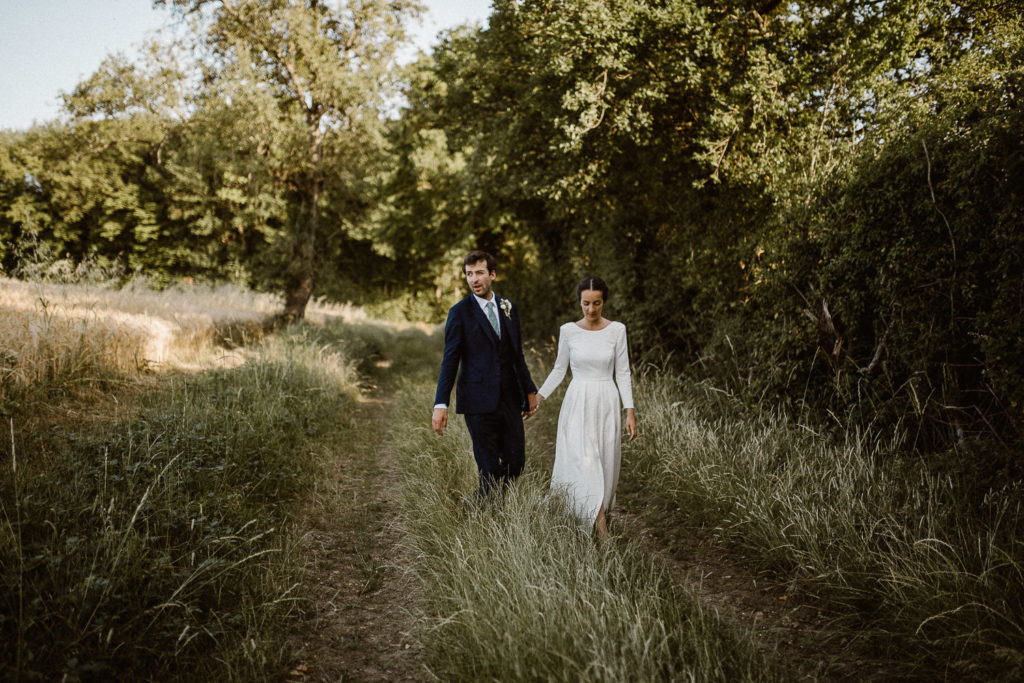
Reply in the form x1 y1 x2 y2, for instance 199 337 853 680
378 0 1024 458
157 0 422 320
0 43 248 282
1 46 186 279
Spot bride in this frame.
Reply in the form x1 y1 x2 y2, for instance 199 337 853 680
536 276 637 536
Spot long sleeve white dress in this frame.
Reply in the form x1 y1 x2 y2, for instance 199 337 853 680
537 321 634 528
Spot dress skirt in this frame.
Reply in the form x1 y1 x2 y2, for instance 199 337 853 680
549 378 622 528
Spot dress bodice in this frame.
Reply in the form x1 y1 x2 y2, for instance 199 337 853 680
537 321 634 409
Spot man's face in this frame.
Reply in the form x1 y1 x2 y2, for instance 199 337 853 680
465 260 496 299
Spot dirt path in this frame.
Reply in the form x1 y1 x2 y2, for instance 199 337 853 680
281 367 893 682
283 391 425 682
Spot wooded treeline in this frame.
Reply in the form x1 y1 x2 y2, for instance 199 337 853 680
2 0 1022 467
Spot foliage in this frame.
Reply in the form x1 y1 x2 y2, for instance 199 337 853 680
378 2 1024 458
1 0 1021 459
158 0 425 317
379 0 939 329
1 1 423 312
745 14 1024 461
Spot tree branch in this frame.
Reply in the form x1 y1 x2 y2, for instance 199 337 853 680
922 138 958 331
220 0 312 117
858 329 888 375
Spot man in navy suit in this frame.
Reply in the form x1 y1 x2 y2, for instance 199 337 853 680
432 250 539 498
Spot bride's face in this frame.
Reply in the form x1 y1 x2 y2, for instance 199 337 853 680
580 289 604 321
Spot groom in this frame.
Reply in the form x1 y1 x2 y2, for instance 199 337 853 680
432 250 539 498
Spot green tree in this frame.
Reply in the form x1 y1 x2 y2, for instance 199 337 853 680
379 0 1024 457
1 49 184 279
0 43 239 282
158 0 422 319
764 14 1024 458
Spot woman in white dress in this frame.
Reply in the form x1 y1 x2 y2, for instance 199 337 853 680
536 277 637 536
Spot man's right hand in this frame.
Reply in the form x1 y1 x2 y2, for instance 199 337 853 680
432 407 448 435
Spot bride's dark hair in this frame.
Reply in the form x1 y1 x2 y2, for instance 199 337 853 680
577 276 609 302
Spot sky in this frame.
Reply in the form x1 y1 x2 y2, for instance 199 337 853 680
0 0 493 131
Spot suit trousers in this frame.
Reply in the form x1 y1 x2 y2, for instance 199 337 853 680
463 383 526 496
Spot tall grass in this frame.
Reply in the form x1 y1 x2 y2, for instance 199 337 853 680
0 290 151 413
0 275 362 324
628 372 1024 678
389 381 781 682
0 277 368 410
0 278 248 413
292 317 442 389
0 328 361 680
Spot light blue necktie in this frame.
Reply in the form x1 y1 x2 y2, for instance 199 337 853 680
486 301 500 338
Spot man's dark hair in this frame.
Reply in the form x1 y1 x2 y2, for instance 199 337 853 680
464 250 497 274
577 275 610 302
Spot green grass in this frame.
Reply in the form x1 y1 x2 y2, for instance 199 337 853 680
297 318 444 388
0 326 361 681
626 371 1024 678
388 379 781 682
9 296 1018 680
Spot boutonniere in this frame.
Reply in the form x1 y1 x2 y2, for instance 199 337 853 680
499 298 512 320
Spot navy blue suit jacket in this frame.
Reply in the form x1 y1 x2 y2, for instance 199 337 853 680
434 294 537 414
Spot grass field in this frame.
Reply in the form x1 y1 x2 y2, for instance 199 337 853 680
387 377 783 682
2 276 1022 680
0 279 365 680
626 373 1024 679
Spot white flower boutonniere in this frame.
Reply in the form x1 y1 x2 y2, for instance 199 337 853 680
499 298 512 320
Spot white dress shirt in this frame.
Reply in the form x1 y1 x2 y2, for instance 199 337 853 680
473 292 501 339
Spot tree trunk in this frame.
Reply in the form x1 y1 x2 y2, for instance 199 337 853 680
281 122 325 324
282 261 314 321
281 177 320 322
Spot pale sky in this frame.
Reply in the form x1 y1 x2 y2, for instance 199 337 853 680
0 0 493 131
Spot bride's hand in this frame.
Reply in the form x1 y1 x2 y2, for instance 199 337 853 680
625 409 637 441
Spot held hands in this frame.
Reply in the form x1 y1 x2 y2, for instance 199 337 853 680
436 395 539 433
432 407 448 435
523 392 541 420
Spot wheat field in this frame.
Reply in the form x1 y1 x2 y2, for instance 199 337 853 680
0 277 366 408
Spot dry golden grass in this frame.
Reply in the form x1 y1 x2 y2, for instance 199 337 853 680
0 277 367 407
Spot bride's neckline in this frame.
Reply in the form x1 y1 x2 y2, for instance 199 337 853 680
575 320 612 331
